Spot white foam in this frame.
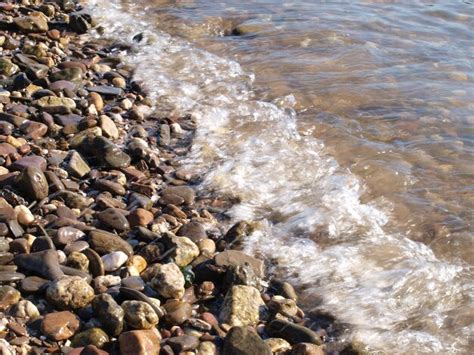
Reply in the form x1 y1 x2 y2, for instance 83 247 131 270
88 1 473 353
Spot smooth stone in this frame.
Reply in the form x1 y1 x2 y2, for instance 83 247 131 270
126 255 147 274
88 229 133 256
94 179 126 196
101 251 128 272
10 155 47 171
127 208 154 227
121 276 145 290
0 271 24 283
55 227 85 246
66 252 90 271
14 250 64 280
21 276 48 293
83 248 105 277
20 120 48 139
10 299 40 318
49 68 83 83
14 205 35 226
97 208 130 231
0 285 21 311
119 329 161 355
161 186 195 206
162 234 200 267
266 319 322 345
34 95 76 110
177 221 207 243
223 327 271 355
0 112 26 127
92 293 124 337
167 335 200 352
70 328 109 349
219 285 266 327
0 58 19 76
49 80 77 93
66 151 90 178
30 236 55 252
215 250 264 278
150 263 185 299
68 345 109 355
122 300 159 329
46 276 95 310
54 191 93 209
60 265 92 282
86 86 123 97
14 12 49 32
163 300 192 326
99 115 118 138
41 311 80 341
16 166 49 201
64 241 90 255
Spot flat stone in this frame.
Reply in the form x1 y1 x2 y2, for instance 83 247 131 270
30 236 55 252
65 151 90 178
163 300 192 325
0 271 25 283
54 191 93 209
70 328 109 349
92 293 124 337
34 95 76 110
10 155 47 171
21 276 48 293
55 227 85 246
46 276 95 310
219 285 266 327
94 179 126 196
88 229 133 256
17 166 49 200
97 208 130 231
215 250 264 278
49 80 77 93
41 311 80 341
99 115 118 139
49 68 83 83
14 250 64 280
86 86 123 97
0 112 26 127
177 221 207 243
161 186 195 206
119 329 161 355
14 12 49 32
167 335 200 352
128 208 154 227
266 319 322 345
223 327 271 355
20 120 48 139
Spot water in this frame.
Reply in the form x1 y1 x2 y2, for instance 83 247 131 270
87 0 473 353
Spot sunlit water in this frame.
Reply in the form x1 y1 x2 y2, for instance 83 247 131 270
87 0 473 353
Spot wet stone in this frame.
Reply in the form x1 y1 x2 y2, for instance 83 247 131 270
150 263 185 299
119 329 161 355
223 327 271 355
21 276 48 293
0 285 21 311
92 293 124 336
50 68 83 83
14 250 64 281
0 271 25 283
266 319 322 345
219 285 266 327
161 186 195 206
97 208 130 231
41 311 80 341
46 276 95 310
167 335 200 352
66 151 90 178
88 229 133 256
70 328 109 349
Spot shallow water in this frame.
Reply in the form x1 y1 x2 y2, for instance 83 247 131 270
88 0 473 353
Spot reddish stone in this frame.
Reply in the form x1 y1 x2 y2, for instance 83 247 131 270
119 329 161 355
128 208 154 227
41 311 80 341
10 155 47 171
20 121 48 139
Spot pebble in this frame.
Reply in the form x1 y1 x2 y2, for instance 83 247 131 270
167 335 200 352
101 251 128 272
92 293 124 336
70 328 109 349
266 319 322 345
88 229 133 256
119 329 161 355
14 250 64 280
122 300 159 329
223 326 272 355
46 276 95 310
0 285 21 311
151 263 185 299
14 205 35 226
41 311 80 341
17 166 49 200
163 300 193 325
219 285 266 327
128 208 154 227
10 299 40 319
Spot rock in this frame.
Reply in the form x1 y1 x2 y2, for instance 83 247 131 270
99 115 118 139
150 263 185 299
50 68 83 83
86 86 123 97
21 276 48 293
69 12 92 34
224 221 259 245
14 250 64 280
41 311 80 341
290 343 325 355
89 93 104 111
83 248 105 277
14 12 49 32
94 179 126 196
101 251 128 272
265 338 292 353
177 221 207 243
121 276 145 290
198 341 217 355
90 137 131 169
55 191 93 209
223 327 271 355
66 252 90 271
66 151 90 178
0 285 20 311
68 345 109 355
71 328 109 349
14 205 35 226
34 95 76 110
270 280 298 301
122 300 159 329
128 208 154 228
92 293 124 336
162 233 199 267
266 319 322 345
10 155 47 171
161 186 195 206
198 239 216 254
219 285 266 327
215 250 264 278
158 124 171 146
93 275 121 292
10 299 40 318
20 120 48 139
0 271 25 283
0 58 19 76
162 300 192 325
119 329 161 355
167 335 200 352
55 227 86 246
46 276 95 310
127 255 147 274
17 166 49 200
88 229 133 256
97 208 130 231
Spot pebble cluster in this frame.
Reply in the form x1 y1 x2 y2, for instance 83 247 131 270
0 1 350 354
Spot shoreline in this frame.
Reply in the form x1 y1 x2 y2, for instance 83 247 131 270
0 1 359 354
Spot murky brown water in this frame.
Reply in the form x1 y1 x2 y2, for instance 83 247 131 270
89 0 473 353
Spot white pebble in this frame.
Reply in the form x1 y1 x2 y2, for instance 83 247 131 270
101 251 128 272
15 205 35 225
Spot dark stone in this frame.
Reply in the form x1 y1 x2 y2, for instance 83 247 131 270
167 335 199 352
92 293 124 337
14 250 64 281
10 155 47 171
88 229 133 256
86 86 123 97
0 271 25 283
97 208 130 231
177 221 207 243
266 319 323 345
17 166 49 200
82 248 104 277
30 236 56 253
223 326 271 355
50 68 83 83
161 186 195 206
